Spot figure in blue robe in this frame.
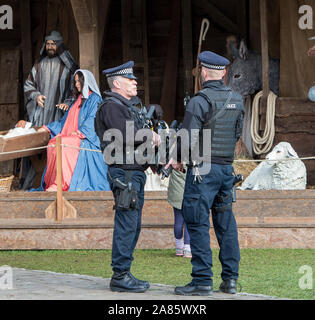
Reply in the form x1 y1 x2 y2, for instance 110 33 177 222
36 69 110 192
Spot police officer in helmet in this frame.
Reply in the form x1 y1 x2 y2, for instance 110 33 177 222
95 61 160 293
167 51 245 296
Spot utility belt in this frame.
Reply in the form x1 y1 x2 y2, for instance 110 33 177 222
109 170 140 211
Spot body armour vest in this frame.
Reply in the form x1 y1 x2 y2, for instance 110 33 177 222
99 95 146 130
197 87 244 159
94 94 148 168
95 95 146 146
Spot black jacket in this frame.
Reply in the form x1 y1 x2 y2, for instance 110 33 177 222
95 91 148 171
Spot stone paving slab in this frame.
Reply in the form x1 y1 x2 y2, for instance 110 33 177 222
0 268 286 300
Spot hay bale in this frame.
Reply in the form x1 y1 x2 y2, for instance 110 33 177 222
234 160 258 179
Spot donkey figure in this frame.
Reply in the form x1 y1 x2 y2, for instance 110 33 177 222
226 40 280 96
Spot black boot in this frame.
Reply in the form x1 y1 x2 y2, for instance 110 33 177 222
110 271 149 293
128 272 150 288
174 282 213 296
219 279 237 294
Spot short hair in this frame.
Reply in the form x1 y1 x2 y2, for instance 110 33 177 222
205 68 225 79
107 76 120 90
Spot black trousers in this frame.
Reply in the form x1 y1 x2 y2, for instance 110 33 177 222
108 167 146 273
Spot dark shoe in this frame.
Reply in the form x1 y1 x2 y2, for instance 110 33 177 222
219 279 237 294
175 282 213 296
110 271 149 293
128 272 150 288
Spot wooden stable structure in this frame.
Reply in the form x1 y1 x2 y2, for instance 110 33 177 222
0 0 314 181
0 0 315 249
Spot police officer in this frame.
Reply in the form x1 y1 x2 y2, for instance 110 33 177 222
95 61 160 293
168 51 245 296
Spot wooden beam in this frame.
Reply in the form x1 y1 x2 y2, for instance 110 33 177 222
0 49 20 105
197 0 238 34
56 136 63 222
70 0 100 84
69 0 92 33
141 0 150 106
121 0 150 105
260 0 270 97
181 0 194 97
121 0 131 61
20 0 32 83
98 0 111 50
160 0 180 124
45 136 77 221
237 0 248 41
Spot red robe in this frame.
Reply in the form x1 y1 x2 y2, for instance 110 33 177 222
44 94 86 191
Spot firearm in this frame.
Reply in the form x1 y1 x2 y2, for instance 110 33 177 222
154 93 190 179
142 105 156 129
232 174 243 202
141 103 184 179
112 178 139 210
156 119 182 179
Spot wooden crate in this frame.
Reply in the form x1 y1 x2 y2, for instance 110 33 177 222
0 128 50 162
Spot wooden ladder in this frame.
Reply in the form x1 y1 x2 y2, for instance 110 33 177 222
121 0 150 105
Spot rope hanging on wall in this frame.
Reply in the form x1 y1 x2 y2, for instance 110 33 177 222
250 90 277 155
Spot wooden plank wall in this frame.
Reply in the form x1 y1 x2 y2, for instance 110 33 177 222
98 0 251 122
0 48 20 175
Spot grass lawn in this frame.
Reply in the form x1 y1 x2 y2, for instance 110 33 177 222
0 249 314 300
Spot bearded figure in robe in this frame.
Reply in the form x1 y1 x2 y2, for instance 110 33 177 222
23 30 78 126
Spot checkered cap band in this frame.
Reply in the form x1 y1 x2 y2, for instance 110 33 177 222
201 62 226 70
106 68 133 77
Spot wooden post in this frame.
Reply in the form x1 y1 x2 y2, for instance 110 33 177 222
141 0 150 106
98 0 111 54
20 0 33 83
70 0 100 84
160 0 180 124
260 0 270 98
56 136 63 222
45 137 78 221
121 0 150 105
259 0 270 133
181 0 194 98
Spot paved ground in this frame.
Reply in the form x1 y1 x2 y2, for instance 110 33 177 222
0 268 286 300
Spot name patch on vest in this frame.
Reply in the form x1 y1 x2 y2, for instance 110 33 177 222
226 103 236 109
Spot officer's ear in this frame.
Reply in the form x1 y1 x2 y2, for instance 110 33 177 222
201 68 207 80
222 69 227 78
113 78 121 89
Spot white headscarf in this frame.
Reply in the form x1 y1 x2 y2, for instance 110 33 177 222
74 69 101 99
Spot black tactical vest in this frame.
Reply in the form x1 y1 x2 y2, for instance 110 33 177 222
94 93 148 171
95 95 146 144
197 87 244 159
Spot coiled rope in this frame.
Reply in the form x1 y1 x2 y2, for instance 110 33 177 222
250 90 277 155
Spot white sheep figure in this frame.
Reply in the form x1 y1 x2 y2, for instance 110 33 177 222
238 142 307 190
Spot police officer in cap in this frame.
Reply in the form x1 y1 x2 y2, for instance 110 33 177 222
95 61 160 293
167 51 245 296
